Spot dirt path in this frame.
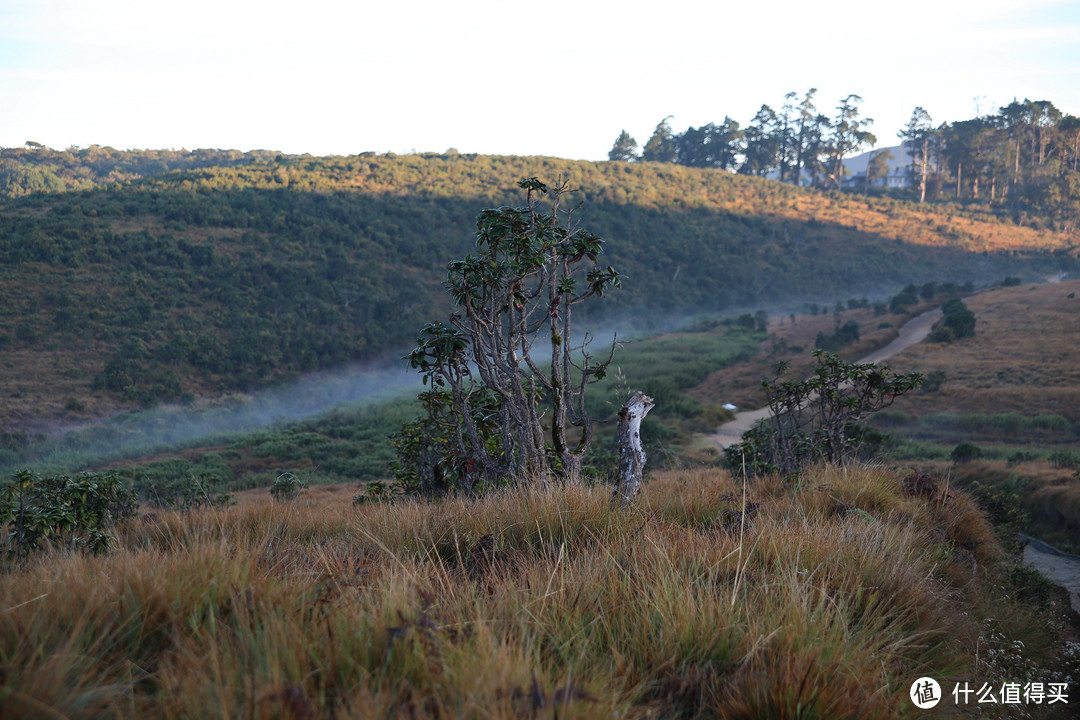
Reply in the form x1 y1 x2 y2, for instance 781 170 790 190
1023 538 1080 613
708 306 944 450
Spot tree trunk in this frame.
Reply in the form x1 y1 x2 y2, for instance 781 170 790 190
919 138 928 203
611 391 655 508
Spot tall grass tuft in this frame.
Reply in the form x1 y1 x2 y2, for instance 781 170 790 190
0 464 1067 718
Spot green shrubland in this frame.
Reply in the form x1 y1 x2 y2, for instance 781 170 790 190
1 152 1072 419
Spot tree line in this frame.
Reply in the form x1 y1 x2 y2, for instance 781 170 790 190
609 90 876 190
610 93 1080 230
897 99 1080 229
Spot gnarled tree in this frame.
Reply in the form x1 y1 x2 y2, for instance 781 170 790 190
726 350 923 478
405 178 620 491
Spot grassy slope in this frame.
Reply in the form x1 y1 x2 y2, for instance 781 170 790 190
2 153 1077 434
682 278 1080 550
868 279 1080 551
2 465 1076 719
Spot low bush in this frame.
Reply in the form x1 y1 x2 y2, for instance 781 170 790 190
0 470 138 560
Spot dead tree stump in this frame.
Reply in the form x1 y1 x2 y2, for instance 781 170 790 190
611 391 655 508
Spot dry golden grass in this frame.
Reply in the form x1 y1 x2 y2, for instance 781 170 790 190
688 304 923 412
2 464 1070 719
883 279 1080 422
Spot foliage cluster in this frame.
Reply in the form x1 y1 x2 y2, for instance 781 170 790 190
929 297 977 342
2 466 1072 718
0 470 137 561
403 179 621 492
814 319 860 351
0 145 278 198
136 468 233 511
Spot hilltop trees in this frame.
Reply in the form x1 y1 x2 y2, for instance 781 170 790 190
675 119 742 169
614 90 872 188
608 130 639 161
865 148 894 191
826 94 876 190
641 118 678 163
899 107 935 202
608 93 1080 230
740 105 780 177
400 178 621 493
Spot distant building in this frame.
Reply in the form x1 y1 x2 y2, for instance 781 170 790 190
839 145 913 190
765 145 913 190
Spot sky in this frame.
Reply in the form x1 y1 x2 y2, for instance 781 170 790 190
2 0 1079 161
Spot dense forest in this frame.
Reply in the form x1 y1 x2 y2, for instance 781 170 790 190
613 92 1080 230
0 149 1076 421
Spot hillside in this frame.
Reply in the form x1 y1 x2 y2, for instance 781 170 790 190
683 278 1080 551
2 466 1076 719
2 150 1077 440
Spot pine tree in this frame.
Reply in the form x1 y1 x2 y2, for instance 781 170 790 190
641 117 677 163
607 130 639 162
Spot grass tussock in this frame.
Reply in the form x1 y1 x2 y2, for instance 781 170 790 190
0 464 1071 719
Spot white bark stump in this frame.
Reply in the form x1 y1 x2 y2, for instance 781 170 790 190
611 391 655 508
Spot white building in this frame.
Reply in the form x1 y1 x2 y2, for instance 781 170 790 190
839 145 913 190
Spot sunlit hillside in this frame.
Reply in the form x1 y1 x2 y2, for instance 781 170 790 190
1 151 1076 437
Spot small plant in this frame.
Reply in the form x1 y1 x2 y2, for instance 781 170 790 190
353 480 396 505
0 470 138 561
951 442 983 464
142 473 232 511
270 472 307 501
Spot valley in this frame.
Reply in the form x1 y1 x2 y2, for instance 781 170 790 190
2 148 1080 718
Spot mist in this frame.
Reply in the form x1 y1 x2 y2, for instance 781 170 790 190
9 356 422 474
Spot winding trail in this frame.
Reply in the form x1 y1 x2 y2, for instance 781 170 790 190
705 300 1080 610
709 306 944 450
1023 537 1080 613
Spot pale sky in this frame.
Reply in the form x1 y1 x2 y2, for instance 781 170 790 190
2 0 1079 160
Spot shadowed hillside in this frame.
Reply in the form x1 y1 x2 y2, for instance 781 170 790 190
1 151 1076 435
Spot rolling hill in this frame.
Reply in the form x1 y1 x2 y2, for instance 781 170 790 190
2 150 1077 441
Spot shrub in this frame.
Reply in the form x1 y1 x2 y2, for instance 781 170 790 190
0 470 138 561
142 472 232 511
270 472 307 501
889 289 918 313
726 350 923 478
814 320 860 351
920 369 946 393
951 442 982 464
399 179 620 492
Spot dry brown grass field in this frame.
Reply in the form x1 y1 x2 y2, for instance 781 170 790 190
690 278 1080 551
687 305 919 413
2 465 1077 719
883 279 1080 422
